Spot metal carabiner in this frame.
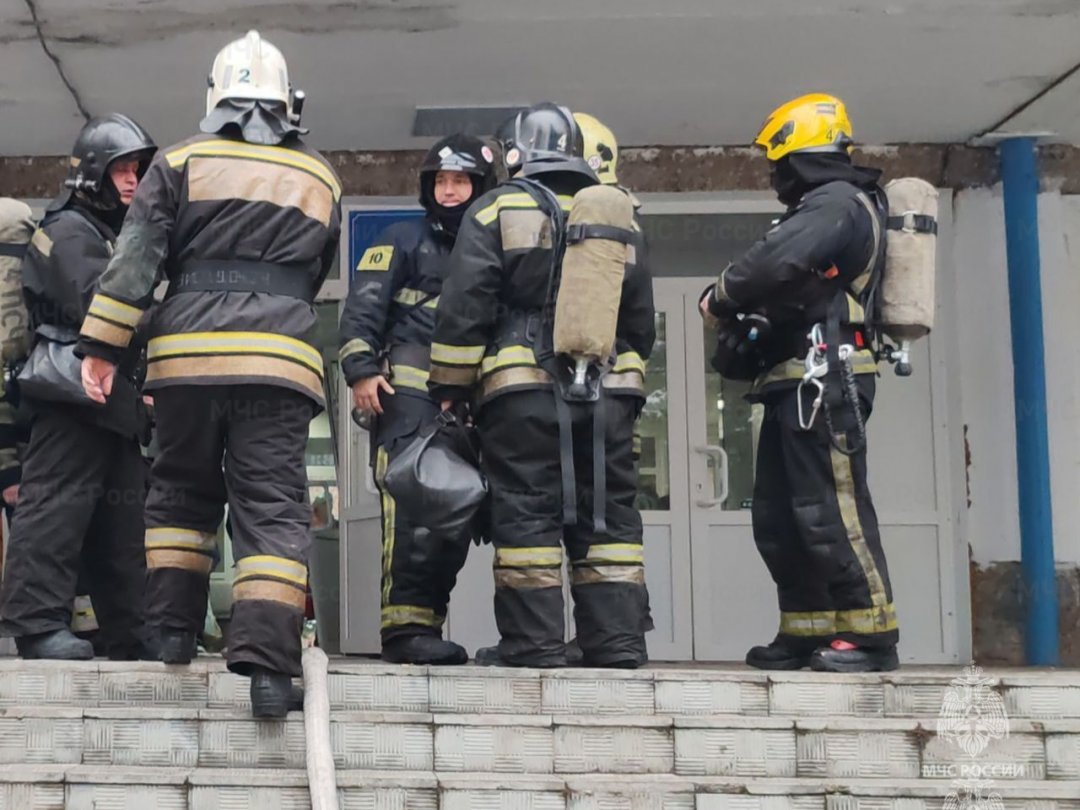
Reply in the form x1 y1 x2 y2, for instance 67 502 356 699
797 376 825 431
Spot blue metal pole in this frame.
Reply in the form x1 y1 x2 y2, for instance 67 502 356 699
999 136 1059 666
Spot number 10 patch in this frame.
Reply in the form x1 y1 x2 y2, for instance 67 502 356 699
357 245 394 272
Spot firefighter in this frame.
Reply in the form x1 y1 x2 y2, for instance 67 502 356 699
0 116 156 661
77 31 342 716
699 93 899 672
429 103 655 668
338 134 497 664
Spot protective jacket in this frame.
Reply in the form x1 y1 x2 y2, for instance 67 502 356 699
23 203 148 439
339 217 453 396
77 134 342 407
710 177 886 392
428 181 655 405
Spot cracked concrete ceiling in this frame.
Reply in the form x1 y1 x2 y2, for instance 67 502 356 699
2 0 1079 156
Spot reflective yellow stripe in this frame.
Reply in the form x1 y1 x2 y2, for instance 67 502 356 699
846 294 866 325
430 342 486 366
430 364 479 387
495 546 563 568
475 193 574 226
339 337 373 362
88 294 143 327
149 331 323 375
756 350 877 389
234 555 308 587
392 288 439 309
571 565 645 586
850 269 872 297
376 447 395 606
584 543 644 565
392 364 429 391
830 446 890 610
480 345 537 375
781 605 898 636
30 229 52 257
380 605 444 629
715 266 734 304
780 611 837 636
836 603 898 634
165 139 341 200
481 366 551 399
145 527 217 552
495 568 563 589
234 579 306 610
81 314 134 348
612 351 645 375
147 548 214 575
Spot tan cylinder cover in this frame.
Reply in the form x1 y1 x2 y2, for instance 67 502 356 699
0 198 33 364
881 178 938 342
553 185 634 361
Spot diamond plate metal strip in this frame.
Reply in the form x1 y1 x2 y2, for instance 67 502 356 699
0 716 82 765
435 724 555 773
797 730 920 779
674 728 797 777
554 726 674 774
542 679 655 716
82 717 198 767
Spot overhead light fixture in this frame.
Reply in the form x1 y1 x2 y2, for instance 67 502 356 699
412 105 528 137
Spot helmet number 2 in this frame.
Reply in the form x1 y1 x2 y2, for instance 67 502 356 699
238 68 251 84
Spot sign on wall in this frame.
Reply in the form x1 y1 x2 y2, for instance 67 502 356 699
346 209 424 282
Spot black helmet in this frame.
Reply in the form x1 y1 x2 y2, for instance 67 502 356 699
495 103 596 181
49 113 156 213
418 134 498 235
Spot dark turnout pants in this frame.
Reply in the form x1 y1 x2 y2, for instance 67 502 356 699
478 389 649 668
752 375 898 651
143 385 314 677
372 392 470 643
0 407 146 656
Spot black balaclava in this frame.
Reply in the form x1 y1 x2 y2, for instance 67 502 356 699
770 152 882 207
71 151 154 234
419 134 497 237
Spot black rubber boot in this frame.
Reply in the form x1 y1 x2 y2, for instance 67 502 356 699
474 645 568 668
565 637 584 667
810 644 899 673
159 630 197 665
16 629 94 661
474 645 505 666
381 635 468 666
250 667 305 718
745 639 814 670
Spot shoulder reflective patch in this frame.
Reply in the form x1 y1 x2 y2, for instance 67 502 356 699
357 245 394 272
30 229 52 258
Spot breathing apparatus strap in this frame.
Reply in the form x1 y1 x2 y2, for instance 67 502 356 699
508 178 609 531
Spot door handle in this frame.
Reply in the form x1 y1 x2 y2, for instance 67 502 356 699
694 445 729 509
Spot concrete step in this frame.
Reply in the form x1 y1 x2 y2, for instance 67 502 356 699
3 767 1079 810
2 704 1079 781
2 659 1078 720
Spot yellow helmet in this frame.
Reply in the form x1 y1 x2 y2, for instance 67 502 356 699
574 112 619 185
753 93 853 162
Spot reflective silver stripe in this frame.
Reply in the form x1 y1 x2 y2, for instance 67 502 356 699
339 337 373 362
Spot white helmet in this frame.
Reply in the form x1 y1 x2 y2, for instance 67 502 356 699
206 30 292 117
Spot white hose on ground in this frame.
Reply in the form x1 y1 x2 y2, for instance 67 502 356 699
302 646 339 810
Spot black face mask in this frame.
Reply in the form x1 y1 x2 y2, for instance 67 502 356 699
770 153 883 207
430 201 468 237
